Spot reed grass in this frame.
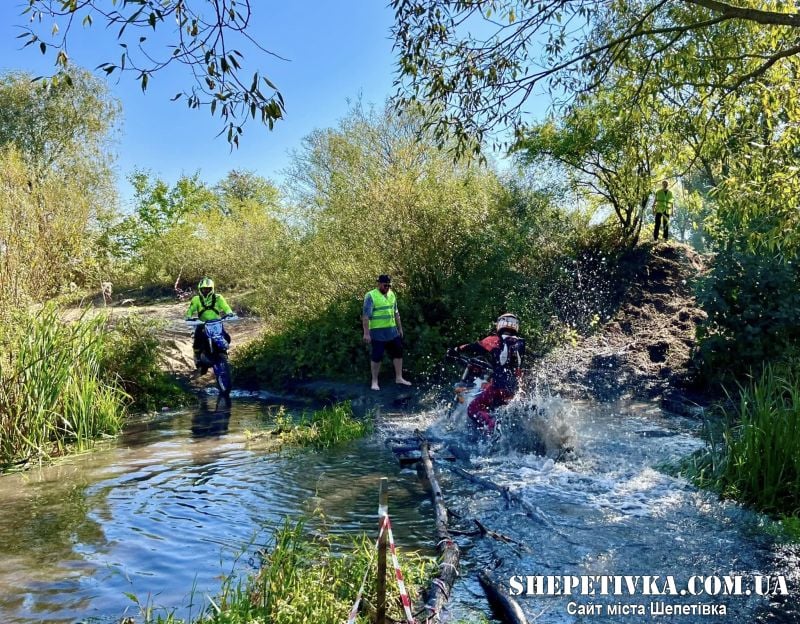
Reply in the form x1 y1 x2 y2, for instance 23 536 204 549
683 363 800 519
0 305 126 468
136 516 435 624
253 402 372 450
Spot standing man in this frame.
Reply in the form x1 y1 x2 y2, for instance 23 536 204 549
362 274 412 390
652 179 674 241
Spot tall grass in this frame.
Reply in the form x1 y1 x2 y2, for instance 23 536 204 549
248 402 373 450
0 305 126 468
137 516 435 623
683 363 800 517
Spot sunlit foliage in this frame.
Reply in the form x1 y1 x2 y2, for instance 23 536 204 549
0 70 119 306
109 169 288 291
18 1 285 146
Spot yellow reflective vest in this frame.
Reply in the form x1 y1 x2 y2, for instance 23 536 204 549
654 189 674 215
367 289 397 330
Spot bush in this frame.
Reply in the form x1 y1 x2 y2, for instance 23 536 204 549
682 362 800 517
102 315 190 411
696 246 800 382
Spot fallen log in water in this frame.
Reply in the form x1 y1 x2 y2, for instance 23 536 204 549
444 464 581 545
418 438 460 622
478 569 529 624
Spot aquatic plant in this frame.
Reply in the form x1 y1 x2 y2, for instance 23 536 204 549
0 305 126 468
134 516 435 624
683 363 800 519
247 402 372 450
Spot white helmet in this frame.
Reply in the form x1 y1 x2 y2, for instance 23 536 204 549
496 313 520 334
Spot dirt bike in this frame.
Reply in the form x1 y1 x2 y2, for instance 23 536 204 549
445 352 494 422
185 315 239 398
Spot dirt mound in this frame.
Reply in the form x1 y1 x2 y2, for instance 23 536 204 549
531 241 707 413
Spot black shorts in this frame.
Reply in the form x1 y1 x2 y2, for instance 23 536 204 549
371 336 403 362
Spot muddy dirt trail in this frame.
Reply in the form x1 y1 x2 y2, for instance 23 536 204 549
531 240 707 415
66 299 266 376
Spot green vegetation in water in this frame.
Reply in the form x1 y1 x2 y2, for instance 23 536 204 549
0 305 191 470
0 305 126 469
130 516 435 624
102 314 192 412
247 402 372 450
680 363 800 522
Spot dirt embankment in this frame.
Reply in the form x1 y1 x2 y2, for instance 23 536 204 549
531 241 708 415
66 298 265 378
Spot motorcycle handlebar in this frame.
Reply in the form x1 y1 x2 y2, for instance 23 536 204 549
445 351 493 371
185 314 240 327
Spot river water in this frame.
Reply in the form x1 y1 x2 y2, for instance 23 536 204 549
0 390 797 623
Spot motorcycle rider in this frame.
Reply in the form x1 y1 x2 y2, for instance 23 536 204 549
185 277 234 373
448 313 525 433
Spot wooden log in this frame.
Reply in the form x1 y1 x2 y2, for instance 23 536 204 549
474 519 530 551
478 569 529 624
418 439 460 622
445 465 581 545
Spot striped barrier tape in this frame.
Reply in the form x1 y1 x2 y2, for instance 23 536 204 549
345 514 388 624
344 514 416 624
386 514 416 624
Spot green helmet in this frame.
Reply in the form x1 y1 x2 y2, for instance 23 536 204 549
198 277 215 302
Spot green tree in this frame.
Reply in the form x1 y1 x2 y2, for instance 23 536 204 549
111 170 217 258
0 69 118 192
516 77 670 243
111 169 287 290
18 0 285 146
392 0 800 154
216 169 280 215
0 69 120 302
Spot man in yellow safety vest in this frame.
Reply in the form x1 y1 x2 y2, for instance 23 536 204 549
362 274 412 391
652 180 674 241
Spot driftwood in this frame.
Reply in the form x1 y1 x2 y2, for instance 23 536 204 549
445 465 581 545
478 569 529 624
418 439 460 622
474 519 529 551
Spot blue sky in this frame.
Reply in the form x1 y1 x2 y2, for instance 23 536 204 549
0 2 398 205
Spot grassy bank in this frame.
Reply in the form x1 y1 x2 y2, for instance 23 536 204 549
681 362 800 534
133 516 435 624
0 305 188 469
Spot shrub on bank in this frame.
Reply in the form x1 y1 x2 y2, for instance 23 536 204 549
696 246 800 383
0 306 125 468
682 362 800 519
101 315 190 412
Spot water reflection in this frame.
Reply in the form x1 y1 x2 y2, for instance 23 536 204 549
0 397 797 623
191 396 232 438
0 399 429 624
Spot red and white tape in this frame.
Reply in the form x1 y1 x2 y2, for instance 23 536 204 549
345 515 387 624
386 514 416 624
345 514 416 624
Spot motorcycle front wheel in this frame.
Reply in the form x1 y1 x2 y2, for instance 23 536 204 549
214 357 233 398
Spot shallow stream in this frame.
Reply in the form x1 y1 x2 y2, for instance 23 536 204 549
0 390 797 623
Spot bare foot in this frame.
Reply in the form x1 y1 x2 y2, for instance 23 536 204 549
371 382 380 391
395 378 412 386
